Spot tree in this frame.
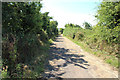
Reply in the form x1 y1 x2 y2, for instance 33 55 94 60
75 24 82 28
65 23 75 28
83 22 92 29
46 21 58 39
95 2 120 29
2 2 58 78
95 2 120 43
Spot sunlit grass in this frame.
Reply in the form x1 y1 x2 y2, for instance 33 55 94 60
65 36 118 69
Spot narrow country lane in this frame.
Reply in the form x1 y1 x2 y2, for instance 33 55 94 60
43 35 118 78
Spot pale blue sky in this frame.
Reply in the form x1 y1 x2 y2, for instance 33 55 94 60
52 1 99 14
41 0 101 28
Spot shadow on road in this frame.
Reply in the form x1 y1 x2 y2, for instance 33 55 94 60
53 39 63 42
53 35 64 42
43 42 89 78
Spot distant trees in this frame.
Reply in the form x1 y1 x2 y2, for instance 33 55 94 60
65 23 74 28
65 23 82 28
64 1 120 44
75 24 82 28
59 28 64 34
83 22 92 29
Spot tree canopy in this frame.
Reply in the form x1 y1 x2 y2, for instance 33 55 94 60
2 2 58 78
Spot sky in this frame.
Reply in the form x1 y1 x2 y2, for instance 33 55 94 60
41 0 101 28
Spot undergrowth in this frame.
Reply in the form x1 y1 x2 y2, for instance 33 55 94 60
63 27 119 69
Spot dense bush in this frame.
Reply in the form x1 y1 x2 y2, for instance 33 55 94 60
2 2 58 78
95 2 120 44
63 25 119 68
63 27 80 39
74 32 84 41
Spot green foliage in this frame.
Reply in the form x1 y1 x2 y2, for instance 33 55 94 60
63 24 82 39
96 2 120 29
63 26 118 68
47 21 58 39
2 2 58 78
83 22 92 29
74 32 84 41
95 2 120 44
59 28 64 34
65 23 74 28
63 27 78 39
65 23 82 28
63 2 120 67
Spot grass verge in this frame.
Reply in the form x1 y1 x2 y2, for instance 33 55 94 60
2 40 52 78
23 40 52 78
65 36 118 69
